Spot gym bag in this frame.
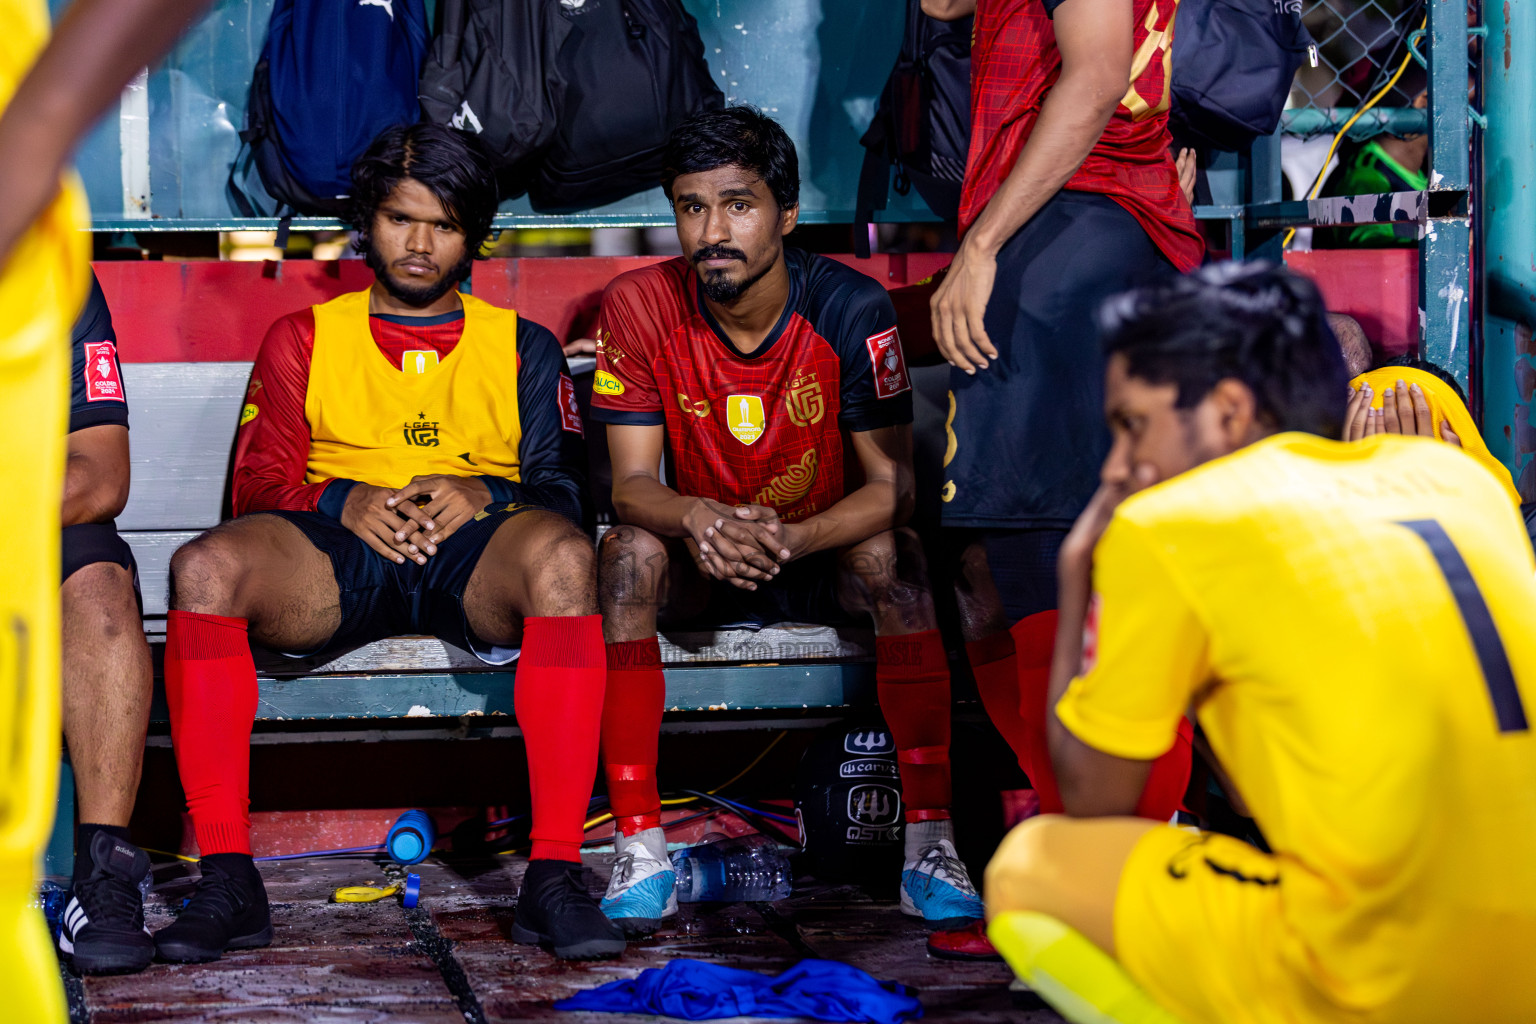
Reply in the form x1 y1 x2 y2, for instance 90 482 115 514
229 0 429 218
528 0 723 214
856 0 971 252
1170 0 1314 151
418 0 572 197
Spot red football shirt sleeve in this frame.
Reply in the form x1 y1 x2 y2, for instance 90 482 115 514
590 274 666 426
231 310 338 517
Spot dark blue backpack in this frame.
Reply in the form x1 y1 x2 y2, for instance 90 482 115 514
1170 0 1314 151
229 0 429 218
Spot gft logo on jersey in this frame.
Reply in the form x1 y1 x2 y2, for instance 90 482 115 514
404 415 440 447
726 394 766 445
864 327 911 400
843 729 894 755
83 341 123 402
786 376 825 427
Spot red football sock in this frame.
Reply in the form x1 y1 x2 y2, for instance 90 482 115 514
1010 611 1065 814
1136 717 1195 820
966 628 1035 772
517 615 606 862
876 629 952 822
164 610 258 857
1009 611 1193 820
601 637 666 836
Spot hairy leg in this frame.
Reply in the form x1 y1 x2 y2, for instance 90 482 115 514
836 527 941 636
169 514 341 648
461 511 597 642
950 533 1009 644
597 526 710 644
61 562 152 827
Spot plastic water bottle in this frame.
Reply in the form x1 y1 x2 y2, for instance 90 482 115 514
32 880 68 941
386 809 435 866
670 833 792 903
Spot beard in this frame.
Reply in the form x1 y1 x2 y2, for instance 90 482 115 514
692 245 775 305
363 236 475 307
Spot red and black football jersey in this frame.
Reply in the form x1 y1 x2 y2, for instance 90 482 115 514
591 249 912 523
960 0 1203 272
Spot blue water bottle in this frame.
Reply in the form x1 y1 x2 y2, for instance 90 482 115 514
385 809 435 866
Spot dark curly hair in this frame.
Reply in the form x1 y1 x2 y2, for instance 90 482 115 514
348 122 499 266
662 106 799 211
1099 261 1348 440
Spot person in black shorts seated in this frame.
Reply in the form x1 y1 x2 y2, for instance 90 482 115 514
589 107 982 939
54 270 157 975
157 123 624 963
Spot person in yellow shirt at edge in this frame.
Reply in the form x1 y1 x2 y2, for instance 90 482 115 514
983 261 1536 1024
0 0 210 1018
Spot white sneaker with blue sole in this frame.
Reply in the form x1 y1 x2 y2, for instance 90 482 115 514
600 826 677 937
901 838 984 927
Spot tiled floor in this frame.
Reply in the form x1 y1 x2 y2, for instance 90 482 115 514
62 854 1066 1024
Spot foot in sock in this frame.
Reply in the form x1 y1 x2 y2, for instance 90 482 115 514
900 819 983 927
153 853 272 963
59 830 154 974
600 827 677 937
512 859 627 959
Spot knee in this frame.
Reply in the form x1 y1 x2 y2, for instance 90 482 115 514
841 528 929 610
524 519 597 612
168 532 247 614
598 525 668 610
61 562 139 641
985 817 1067 918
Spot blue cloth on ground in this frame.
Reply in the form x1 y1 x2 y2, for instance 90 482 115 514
553 957 923 1023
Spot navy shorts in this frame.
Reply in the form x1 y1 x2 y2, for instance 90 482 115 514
265 502 542 664
668 551 857 631
941 190 1173 529
62 520 142 612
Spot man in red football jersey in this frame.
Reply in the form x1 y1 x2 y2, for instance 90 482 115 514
921 0 1204 958
590 107 981 938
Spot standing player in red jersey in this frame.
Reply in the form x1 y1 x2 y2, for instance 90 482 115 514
591 107 982 937
921 0 1203 958
157 123 625 963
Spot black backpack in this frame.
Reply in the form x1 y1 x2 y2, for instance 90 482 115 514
1170 0 1314 151
228 0 429 219
527 0 723 213
856 0 972 251
418 0 573 197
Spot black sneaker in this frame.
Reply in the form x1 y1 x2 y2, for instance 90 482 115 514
153 855 272 963
510 859 626 960
59 832 154 974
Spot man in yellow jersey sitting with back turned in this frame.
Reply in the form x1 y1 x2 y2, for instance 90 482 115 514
984 262 1536 1024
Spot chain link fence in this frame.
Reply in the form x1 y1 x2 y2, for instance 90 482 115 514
1292 0 1428 110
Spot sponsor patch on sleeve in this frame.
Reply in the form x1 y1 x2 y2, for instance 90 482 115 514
83 341 124 402
558 373 584 435
863 327 911 399
239 403 260 427
593 369 626 396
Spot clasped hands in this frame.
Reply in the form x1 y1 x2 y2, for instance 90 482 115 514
682 497 797 591
340 474 493 565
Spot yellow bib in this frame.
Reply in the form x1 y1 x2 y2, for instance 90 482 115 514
304 290 523 488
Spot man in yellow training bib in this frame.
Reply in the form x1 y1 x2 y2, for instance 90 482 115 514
984 262 1536 1024
158 123 625 964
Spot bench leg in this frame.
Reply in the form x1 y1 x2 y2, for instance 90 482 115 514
44 757 74 879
